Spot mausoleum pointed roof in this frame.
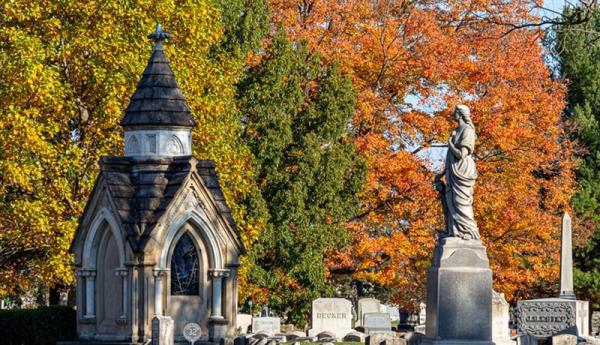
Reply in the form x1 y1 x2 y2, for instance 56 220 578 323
121 24 195 128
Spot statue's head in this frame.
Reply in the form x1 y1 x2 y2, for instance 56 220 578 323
454 104 471 123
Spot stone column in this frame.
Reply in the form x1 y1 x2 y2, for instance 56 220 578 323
153 269 169 316
116 268 129 322
208 269 230 319
78 269 96 319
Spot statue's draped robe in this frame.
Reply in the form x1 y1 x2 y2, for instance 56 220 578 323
444 123 479 239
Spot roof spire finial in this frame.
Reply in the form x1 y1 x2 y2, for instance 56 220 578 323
148 23 171 51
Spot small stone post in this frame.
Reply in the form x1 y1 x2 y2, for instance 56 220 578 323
152 315 174 345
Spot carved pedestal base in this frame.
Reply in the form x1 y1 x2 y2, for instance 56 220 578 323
423 237 494 345
208 317 229 342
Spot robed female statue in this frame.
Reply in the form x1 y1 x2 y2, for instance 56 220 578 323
435 105 480 240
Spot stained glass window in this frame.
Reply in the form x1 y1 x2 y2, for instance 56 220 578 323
170 233 199 295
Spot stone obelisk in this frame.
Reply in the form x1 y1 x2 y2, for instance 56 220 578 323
423 105 494 345
559 212 576 300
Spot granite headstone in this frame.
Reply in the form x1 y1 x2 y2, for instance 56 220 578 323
308 298 353 339
492 291 514 345
252 317 281 335
237 314 252 333
385 305 400 322
363 312 392 333
359 298 381 325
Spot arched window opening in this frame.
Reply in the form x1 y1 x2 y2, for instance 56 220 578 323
170 233 199 295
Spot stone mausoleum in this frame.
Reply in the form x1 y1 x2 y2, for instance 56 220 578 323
69 25 244 344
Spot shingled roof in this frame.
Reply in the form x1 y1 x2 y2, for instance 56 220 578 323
98 156 239 252
120 24 195 128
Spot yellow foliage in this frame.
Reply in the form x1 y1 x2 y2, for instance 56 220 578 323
0 1 264 296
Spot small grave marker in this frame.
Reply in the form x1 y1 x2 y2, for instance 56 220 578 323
183 323 201 345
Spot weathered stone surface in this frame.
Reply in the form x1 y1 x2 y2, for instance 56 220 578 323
413 325 425 335
593 311 600 336
152 315 174 345
363 313 392 333
516 298 589 338
308 298 353 339
580 336 600 345
493 291 514 345
418 302 427 325
366 332 399 345
385 305 400 322
253 331 272 339
552 334 577 345
359 298 381 325
422 237 493 345
252 318 281 335
237 314 252 334
343 331 365 342
316 331 336 342
559 213 576 300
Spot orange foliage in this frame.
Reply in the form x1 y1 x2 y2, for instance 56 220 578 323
270 0 578 305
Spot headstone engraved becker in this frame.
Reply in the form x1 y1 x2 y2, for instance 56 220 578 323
308 298 353 339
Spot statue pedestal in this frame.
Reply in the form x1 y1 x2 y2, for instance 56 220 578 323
422 237 494 345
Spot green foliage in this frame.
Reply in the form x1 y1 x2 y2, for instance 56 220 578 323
238 30 367 325
554 7 600 306
0 0 269 295
212 0 270 57
0 306 76 345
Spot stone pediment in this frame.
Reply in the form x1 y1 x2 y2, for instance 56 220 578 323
81 155 240 253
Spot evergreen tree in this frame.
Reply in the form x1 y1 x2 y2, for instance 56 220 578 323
238 30 366 325
554 7 600 307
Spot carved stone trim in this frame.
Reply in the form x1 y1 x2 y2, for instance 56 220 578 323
76 269 96 277
115 268 128 277
208 268 230 279
153 268 170 278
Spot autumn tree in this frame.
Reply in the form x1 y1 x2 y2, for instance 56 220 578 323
270 0 578 306
238 30 366 325
553 6 600 307
0 0 268 296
